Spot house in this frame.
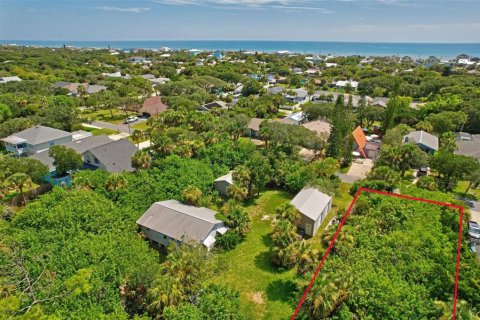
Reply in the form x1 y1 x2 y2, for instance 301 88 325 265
102 71 131 80
280 111 305 125
214 172 233 196
247 118 264 138
83 139 138 172
213 51 223 59
137 200 228 251
30 135 113 177
55 82 107 96
291 187 333 237
129 56 150 64
284 88 309 103
364 141 381 159
140 96 168 118
188 49 203 56
403 130 439 153
336 80 359 91
301 120 331 137
267 86 283 95
1 125 73 157
0 76 22 84
197 101 228 112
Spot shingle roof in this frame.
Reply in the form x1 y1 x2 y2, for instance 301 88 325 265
140 96 168 116
268 86 283 95
1 125 72 146
291 187 332 221
248 118 264 131
137 200 224 243
30 135 113 171
456 140 480 160
404 130 439 151
88 139 137 172
301 120 331 136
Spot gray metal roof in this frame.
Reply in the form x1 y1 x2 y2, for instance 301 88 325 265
403 130 439 151
137 200 224 243
1 125 72 146
214 171 233 184
268 86 283 95
291 187 332 221
88 139 137 173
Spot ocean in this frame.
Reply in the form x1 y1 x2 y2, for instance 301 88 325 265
1 40 479 59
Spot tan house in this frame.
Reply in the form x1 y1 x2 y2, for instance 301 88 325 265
291 187 333 237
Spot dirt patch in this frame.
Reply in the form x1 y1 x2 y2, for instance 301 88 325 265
247 291 265 305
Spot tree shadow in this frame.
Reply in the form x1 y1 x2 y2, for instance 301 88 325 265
254 251 289 274
262 233 272 247
266 279 297 303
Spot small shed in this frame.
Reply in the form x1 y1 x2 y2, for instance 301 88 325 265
291 187 333 237
214 172 233 196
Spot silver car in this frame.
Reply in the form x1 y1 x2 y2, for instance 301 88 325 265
468 221 480 242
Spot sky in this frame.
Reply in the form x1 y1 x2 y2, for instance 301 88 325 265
0 0 479 43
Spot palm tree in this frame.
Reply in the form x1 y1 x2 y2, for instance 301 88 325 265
131 150 152 171
302 275 350 319
290 240 319 276
435 299 480 320
7 173 31 205
105 173 128 192
225 203 251 236
131 130 144 148
182 186 202 207
232 165 253 196
275 203 301 224
270 219 298 267
227 184 248 202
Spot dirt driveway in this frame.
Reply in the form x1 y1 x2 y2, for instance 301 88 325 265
347 159 374 179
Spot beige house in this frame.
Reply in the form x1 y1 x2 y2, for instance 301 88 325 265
291 187 333 237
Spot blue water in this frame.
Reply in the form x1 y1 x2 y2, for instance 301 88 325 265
1 40 479 59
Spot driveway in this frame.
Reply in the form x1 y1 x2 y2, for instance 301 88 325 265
347 159 374 179
336 173 362 184
470 209 480 224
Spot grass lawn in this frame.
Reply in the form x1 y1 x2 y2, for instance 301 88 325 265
81 108 138 124
81 125 118 136
453 181 480 200
131 122 149 131
212 190 297 320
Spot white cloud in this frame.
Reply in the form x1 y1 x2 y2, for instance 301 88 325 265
96 6 151 13
152 0 333 12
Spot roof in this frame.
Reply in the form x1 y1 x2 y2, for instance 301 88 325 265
456 140 480 160
197 101 228 111
301 120 331 136
248 118 264 131
352 126 367 150
140 96 168 116
291 187 332 221
137 200 224 243
404 130 439 151
268 86 283 95
0 76 22 83
1 125 72 146
88 139 137 172
29 135 113 171
214 172 233 184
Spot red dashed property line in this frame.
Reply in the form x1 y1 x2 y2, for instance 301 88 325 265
291 187 465 320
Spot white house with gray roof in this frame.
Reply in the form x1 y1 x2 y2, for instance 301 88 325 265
403 130 439 154
1 125 73 157
83 139 137 173
291 187 333 237
137 200 228 250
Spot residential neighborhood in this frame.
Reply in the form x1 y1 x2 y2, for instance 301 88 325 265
0 40 479 320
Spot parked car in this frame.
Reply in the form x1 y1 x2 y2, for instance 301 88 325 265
124 116 138 124
468 221 480 242
417 166 428 177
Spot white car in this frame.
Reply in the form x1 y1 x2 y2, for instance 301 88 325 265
124 116 138 124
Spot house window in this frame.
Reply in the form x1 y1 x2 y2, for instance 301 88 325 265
49 141 55 146
94 157 99 164
163 235 167 239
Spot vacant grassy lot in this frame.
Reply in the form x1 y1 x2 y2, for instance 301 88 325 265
81 125 118 136
212 190 297 320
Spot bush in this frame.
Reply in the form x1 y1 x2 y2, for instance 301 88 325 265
216 231 242 251
416 175 437 191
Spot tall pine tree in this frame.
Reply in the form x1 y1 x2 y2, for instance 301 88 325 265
327 95 346 159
